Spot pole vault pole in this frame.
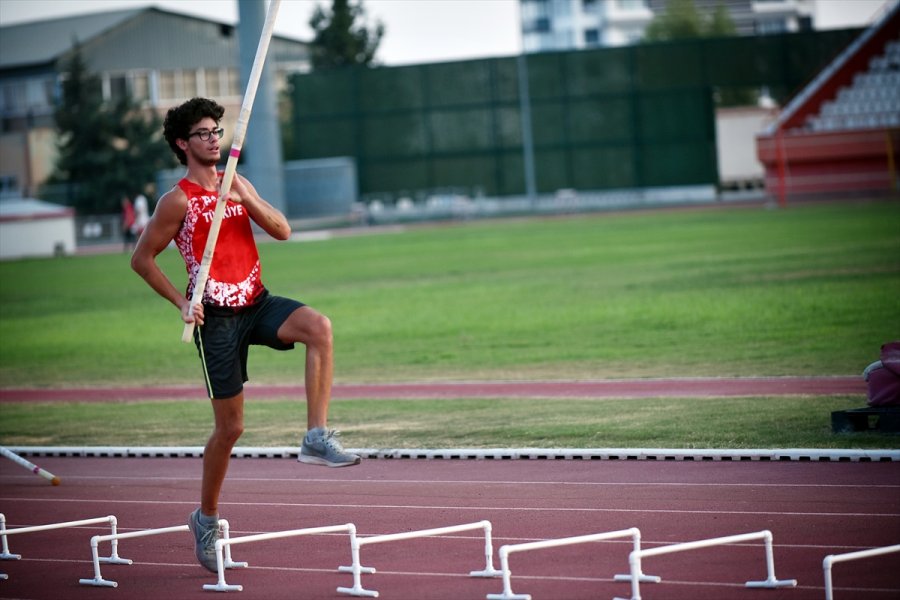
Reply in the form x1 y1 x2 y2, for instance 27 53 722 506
0 447 60 485
182 0 282 343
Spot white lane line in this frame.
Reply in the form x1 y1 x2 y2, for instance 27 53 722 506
1 497 898 518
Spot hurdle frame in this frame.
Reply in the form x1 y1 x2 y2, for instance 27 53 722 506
822 543 900 600
337 520 502 597
79 519 242 587
486 527 659 600
0 513 120 580
204 523 358 592
613 529 797 600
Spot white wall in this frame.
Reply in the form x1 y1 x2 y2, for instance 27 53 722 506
0 216 76 259
715 106 778 186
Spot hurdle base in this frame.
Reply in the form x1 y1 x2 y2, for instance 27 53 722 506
746 578 797 588
470 567 503 578
336 584 379 597
99 556 133 565
204 582 243 592
338 565 377 574
613 573 662 583
0 552 22 560
225 559 249 569
486 593 531 600
79 577 118 587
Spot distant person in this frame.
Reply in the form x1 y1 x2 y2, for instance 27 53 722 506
132 192 150 238
121 195 136 251
130 97 360 573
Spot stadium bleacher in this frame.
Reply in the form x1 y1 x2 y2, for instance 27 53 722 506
809 39 900 132
756 3 899 200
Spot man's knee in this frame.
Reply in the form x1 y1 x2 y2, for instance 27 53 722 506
279 307 333 347
308 312 333 348
215 421 244 445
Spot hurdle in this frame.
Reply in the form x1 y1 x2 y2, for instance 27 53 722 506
204 523 357 592
0 513 119 580
487 527 660 600
823 544 900 600
79 519 243 587
613 530 797 600
337 520 502 597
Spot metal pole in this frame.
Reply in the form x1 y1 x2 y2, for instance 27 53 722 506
237 0 286 213
517 53 537 208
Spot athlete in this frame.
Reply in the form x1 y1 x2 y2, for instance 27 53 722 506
131 97 360 572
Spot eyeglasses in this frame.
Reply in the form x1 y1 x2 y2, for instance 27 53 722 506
187 127 224 141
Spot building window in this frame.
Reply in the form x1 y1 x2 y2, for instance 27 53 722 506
0 77 57 117
755 19 787 35
584 28 600 45
204 69 221 97
553 0 572 16
522 0 551 20
182 70 198 98
225 68 240 97
132 72 150 102
158 71 176 101
615 0 647 8
108 75 128 103
1 82 26 115
103 73 150 104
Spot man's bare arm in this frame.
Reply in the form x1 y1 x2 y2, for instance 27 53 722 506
227 173 291 241
130 188 204 325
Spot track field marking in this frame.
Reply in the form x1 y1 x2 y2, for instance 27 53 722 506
2 497 898 518
8 557 899 596
4 473 898 489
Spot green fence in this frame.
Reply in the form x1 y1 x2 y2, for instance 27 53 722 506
287 28 860 200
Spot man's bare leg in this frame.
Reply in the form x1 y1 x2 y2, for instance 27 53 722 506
278 306 359 467
202 392 245 515
277 307 333 430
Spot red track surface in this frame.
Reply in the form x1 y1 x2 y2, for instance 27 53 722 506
0 376 867 403
1 456 898 600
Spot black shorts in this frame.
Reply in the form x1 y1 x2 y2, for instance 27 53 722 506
194 290 305 399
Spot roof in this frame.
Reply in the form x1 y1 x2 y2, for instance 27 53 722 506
0 198 75 221
0 9 143 70
0 7 307 71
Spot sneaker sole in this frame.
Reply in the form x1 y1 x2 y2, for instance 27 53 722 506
298 453 361 467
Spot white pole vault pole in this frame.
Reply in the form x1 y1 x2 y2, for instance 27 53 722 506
182 0 282 343
0 447 60 485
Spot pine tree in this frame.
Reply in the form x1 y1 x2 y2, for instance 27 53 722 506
49 44 174 214
308 0 385 69
51 43 111 212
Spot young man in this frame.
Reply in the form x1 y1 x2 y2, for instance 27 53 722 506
131 97 360 572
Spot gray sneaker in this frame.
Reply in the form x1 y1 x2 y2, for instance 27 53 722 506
187 508 220 572
299 428 361 467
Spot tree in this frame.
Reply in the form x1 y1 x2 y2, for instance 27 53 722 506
644 0 741 42
643 0 707 42
49 44 174 214
643 0 755 106
308 0 385 69
104 95 173 207
707 2 737 38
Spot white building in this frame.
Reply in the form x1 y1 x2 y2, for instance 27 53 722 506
0 198 76 260
520 0 817 52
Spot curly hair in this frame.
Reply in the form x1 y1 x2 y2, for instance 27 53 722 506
163 97 225 165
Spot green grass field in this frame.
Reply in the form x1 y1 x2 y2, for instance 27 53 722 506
1 199 898 449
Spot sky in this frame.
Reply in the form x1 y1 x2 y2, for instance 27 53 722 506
0 0 896 66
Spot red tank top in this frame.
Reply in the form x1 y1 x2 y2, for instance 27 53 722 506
175 177 264 308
